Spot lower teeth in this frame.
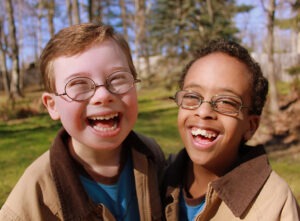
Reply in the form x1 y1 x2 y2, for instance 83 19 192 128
93 122 117 132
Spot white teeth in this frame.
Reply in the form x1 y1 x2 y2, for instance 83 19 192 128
89 113 119 132
93 122 117 132
191 128 217 138
89 113 118 121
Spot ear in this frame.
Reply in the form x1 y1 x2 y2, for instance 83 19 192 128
42 92 60 120
244 115 260 141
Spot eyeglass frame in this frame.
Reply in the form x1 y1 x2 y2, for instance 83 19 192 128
55 71 141 101
170 90 249 116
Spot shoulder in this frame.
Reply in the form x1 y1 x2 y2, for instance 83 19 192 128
263 171 296 196
10 151 52 189
250 171 300 220
0 151 61 220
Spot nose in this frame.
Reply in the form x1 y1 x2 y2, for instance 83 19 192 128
90 84 114 105
195 100 217 119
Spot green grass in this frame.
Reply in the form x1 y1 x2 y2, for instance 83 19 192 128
0 87 299 207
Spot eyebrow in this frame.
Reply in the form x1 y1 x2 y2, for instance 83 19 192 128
108 66 131 73
63 72 92 83
184 84 244 97
62 67 131 83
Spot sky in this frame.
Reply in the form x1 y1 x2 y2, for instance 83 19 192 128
235 0 294 52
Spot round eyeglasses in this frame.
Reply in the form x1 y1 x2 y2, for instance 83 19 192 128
170 90 248 116
55 71 141 101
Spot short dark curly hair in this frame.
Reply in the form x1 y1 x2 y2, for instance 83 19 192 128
179 39 269 115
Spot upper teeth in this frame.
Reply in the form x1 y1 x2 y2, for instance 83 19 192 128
89 113 118 120
191 129 217 138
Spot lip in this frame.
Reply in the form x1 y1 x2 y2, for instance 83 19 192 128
87 111 122 137
188 125 220 150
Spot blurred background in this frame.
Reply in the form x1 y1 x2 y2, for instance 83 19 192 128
0 0 299 204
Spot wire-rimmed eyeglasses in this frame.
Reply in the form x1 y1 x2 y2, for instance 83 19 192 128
170 90 248 116
55 71 141 101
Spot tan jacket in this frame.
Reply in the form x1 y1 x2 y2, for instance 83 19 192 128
163 146 300 221
0 128 165 221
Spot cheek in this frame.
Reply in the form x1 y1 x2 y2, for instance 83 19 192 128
177 109 190 138
122 92 138 119
177 109 188 126
223 118 247 142
56 101 85 125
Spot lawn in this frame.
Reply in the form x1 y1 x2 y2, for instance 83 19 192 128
0 87 299 207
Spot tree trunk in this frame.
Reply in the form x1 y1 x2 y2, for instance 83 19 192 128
72 0 80 24
47 0 55 38
5 0 22 99
119 0 129 42
0 17 10 96
265 0 279 113
88 0 102 23
37 0 43 56
66 0 73 25
134 0 152 83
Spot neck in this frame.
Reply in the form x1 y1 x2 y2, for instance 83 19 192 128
69 138 123 178
186 161 219 198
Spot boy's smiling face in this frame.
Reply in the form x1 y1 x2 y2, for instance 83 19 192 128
42 39 138 153
178 52 259 175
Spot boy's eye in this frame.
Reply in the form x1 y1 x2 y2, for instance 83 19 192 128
68 79 89 87
214 96 242 112
183 93 200 100
181 93 201 106
66 78 94 94
217 98 240 107
108 72 132 85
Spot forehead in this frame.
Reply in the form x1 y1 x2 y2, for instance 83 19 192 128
52 40 128 77
184 52 252 98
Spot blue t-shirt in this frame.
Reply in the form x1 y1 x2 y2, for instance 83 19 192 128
179 189 206 221
80 156 140 221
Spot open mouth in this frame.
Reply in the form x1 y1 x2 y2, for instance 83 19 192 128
87 113 120 132
191 128 218 142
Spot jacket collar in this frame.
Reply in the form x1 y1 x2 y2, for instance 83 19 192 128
50 127 155 220
164 145 272 218
211 145 272 217
50 128 96 220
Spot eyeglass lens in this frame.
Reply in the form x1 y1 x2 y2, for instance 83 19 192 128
63 71 137 101
175 91 243 115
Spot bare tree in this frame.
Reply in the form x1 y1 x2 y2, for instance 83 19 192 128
134 0 152 82
47 0 55 38
37 0 44 57
0 17 10 96
88 0 102 23
261 0 279 113
119 0 129 42
5 0 22 100
72 0 80 24
66 0 73 25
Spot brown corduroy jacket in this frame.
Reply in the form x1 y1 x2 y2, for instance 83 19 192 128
163 146 300 221
0 128 165 221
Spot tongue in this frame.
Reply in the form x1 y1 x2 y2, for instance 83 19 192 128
195 134 215 142
92 119 116 128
